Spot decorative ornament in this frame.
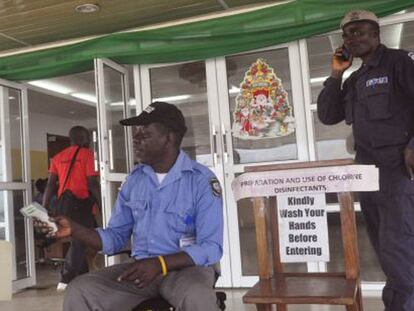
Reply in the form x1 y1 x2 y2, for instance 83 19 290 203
232 58 295 139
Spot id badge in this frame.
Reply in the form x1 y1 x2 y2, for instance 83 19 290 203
179 234 196 248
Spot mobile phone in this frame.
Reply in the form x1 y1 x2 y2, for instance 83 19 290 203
340 45 351 61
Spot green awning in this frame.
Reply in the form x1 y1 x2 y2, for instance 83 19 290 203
0 0 413 81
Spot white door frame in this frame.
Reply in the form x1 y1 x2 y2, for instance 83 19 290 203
214 41 311 287
0 78 36 291
94 58 131 266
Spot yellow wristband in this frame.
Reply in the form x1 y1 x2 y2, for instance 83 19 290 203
158 255 168 276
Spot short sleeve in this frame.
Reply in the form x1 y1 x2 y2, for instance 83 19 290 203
49 157 58 174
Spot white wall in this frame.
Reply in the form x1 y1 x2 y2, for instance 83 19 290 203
25 112 95 151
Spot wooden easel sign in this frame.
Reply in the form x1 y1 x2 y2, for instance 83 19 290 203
235 160 379 310
277 193 329 262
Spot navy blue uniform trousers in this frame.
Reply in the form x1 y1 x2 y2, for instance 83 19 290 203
359 166 414 311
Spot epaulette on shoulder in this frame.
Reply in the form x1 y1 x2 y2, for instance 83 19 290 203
192 162 215 178
129 163 145 176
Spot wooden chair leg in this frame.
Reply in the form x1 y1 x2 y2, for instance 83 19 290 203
256 304 272 311
346 304 358 311
357 286 364 311
276 304 287 311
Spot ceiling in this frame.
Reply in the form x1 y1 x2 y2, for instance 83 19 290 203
0 0 280 54
4 3 413 128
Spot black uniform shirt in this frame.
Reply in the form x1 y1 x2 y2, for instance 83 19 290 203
317 44 414 168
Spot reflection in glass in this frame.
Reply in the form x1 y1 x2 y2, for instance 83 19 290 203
103 64 128 173
238 197 306 275
312 111 354 161
108 181 131 263
149 62 211 166
92 181 124 270
0 227 5 240
1 190 29 280
0 194 4 222
326 212 385 282
109 181 123 209
125 65 136 118
226 49 298 164
307 33 362 105
399 20 414 51
1 88 24 182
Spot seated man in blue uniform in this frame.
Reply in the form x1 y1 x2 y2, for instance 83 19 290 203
41 101 224 311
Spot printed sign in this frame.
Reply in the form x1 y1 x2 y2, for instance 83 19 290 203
277 194 329 262
232 165 379 201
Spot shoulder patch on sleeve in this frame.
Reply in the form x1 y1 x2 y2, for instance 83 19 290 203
209 177 222 197
408 52 414 61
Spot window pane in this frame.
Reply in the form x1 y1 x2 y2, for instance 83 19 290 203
226 49 298 164
103 64 128 173
238 197 306 275
306 32 361 104
109 181 122 210
28 70 98 184
313 111 355 161
0 87 25 182
0 226 5 240
0 190 29 280
326 212 385 282
149 62 212 166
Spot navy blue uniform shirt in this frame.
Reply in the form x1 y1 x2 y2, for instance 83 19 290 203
317 44 414 168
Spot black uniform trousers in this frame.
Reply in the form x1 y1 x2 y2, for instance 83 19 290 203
359 165 414 311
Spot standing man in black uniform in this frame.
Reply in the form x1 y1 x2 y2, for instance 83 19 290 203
317 10 414 311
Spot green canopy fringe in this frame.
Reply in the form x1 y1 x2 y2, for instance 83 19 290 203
0 0 413 81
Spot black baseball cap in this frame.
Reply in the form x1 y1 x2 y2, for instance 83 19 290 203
119 101 187 136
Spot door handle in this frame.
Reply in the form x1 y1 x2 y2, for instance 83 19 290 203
221 124 229 163
92 130 98 172
108 129 114 170
212 125 218 166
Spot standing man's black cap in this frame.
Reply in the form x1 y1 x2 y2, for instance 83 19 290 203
119 101 187 136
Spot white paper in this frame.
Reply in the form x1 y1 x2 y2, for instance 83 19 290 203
231 164 379 201
20 202 57 232
277 194 329 262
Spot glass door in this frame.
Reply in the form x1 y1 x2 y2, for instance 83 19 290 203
0 79 36 291
94 58 132 265
215 43 310 287
140 60 232 287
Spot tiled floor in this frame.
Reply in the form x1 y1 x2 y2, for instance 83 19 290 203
224 290 384 310
0 287 385 311
0 264 384 311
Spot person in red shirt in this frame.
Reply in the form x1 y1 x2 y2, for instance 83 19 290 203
43 126 100 291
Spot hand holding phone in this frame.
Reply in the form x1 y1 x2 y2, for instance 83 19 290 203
331 45 352 78
339 45 351 61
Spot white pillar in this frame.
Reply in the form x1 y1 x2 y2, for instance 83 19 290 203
0 240 12 300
